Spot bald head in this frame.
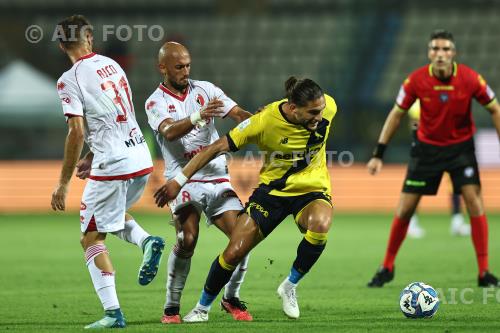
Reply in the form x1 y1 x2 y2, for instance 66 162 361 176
158 41 191 93
158 41 190 65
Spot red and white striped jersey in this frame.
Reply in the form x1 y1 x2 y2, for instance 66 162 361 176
56 53 152 180
145 80 237 181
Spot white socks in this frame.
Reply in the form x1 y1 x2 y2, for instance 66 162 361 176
224 254 250 299
112 219 149 248
85 244 119 311
165 248 192 309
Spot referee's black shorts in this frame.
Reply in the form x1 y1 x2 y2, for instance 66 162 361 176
402 137 480 195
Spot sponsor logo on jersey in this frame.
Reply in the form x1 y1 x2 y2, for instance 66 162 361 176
124 128 146 147
57 81 66 90
196 94 205 107
272 147 321 161
280 137 288 144
80 202 87 210
184 145 206 160
168 104 177 113
433 85 454 91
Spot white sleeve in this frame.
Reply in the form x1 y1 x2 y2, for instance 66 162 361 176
57 76 83 119
145 96 172 131
207 83 237 117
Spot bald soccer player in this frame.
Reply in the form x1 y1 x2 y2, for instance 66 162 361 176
144 42 254 324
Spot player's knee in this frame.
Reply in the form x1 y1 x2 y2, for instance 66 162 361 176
307 214 332 234
80 235 86 249
179 231 198 253
223 246 246 266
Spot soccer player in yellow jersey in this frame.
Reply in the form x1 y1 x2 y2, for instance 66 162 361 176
154 77 337 320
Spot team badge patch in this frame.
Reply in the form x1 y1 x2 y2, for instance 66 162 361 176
464 167 474 178
237 118 251 130
196 94 205 107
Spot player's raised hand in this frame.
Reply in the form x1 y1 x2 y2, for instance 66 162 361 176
367 157 383 175
76 157 92 179
154 180 182 208
51 183 68 211
200 98 225 119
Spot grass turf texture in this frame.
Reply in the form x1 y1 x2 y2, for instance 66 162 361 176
1 212 500 332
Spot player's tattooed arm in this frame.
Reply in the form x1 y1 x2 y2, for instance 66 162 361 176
51 116 85 211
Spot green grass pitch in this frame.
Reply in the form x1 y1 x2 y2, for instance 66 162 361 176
1 212 500 332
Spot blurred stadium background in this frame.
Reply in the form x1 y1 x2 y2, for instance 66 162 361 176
1 0 500 213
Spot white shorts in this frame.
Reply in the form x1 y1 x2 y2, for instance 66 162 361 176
169 181 243 225
80 175 149 233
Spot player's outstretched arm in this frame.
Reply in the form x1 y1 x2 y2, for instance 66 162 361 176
367 104 406 175
51 116 85 211
154 136 230 207
226 105 253 123
158 99 225 141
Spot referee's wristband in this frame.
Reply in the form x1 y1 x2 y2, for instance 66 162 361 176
372 143 387 159
173 172 188 187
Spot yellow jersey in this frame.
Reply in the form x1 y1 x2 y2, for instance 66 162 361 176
227 94 337 196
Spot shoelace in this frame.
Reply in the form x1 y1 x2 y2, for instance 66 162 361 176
286 288 298 307
227 298 248 310
191 309 207 316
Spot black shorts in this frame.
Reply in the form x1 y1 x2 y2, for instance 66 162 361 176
241 186 332 237
402 137 480 195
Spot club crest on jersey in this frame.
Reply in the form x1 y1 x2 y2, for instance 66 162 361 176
168 104 177 113
196 94 205 107
439 93 449 103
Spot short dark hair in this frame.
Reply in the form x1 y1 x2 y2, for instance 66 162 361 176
57 15 93 50
284 76 323 107
430 29 454 42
